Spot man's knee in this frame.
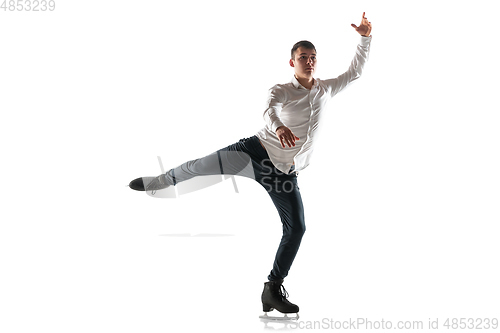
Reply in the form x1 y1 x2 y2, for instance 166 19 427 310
286 220 306 241
295 223 306 238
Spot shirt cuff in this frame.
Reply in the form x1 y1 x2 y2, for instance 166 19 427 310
360 35 372 46
271 120 285 134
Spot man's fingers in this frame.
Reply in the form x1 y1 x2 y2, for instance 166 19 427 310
284 135 294 147
280 137 286 148
284 136 292 147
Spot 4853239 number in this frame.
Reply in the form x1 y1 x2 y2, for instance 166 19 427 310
443 318 498 330
1 0 55 11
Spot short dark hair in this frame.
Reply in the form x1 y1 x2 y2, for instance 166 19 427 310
291 40 316 59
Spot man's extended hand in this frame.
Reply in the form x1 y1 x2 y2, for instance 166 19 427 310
351 12 372 37
276 126 300 148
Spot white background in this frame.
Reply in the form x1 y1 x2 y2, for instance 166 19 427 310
1 0 499 332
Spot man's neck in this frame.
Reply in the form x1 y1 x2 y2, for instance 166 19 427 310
295 75 314 90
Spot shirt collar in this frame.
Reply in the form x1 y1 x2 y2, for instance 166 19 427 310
291 75 317 90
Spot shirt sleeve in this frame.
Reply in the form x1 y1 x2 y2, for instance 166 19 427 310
323 35 371 98
263 85 286 133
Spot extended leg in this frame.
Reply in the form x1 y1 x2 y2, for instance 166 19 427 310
129 137 265 192
162 149 256 187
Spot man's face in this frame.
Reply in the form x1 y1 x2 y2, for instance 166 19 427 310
290 47 317 78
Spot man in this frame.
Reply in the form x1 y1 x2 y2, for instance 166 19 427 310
130 12 372 319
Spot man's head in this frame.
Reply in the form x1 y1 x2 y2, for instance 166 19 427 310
290 40 317 78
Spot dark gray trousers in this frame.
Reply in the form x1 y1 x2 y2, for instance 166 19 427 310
164 135 306 281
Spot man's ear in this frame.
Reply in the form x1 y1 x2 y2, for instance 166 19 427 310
289 59 295 67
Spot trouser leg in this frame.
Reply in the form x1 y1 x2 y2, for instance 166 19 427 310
163 137 263 186
261 171 306 281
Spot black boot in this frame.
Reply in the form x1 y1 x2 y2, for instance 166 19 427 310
129 177 153 191
261 279 299 314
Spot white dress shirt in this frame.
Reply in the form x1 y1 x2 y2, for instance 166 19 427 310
256 36 372 174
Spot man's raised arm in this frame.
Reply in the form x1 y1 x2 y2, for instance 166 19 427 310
324 12 373 97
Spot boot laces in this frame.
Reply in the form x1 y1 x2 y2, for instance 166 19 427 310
147 179 158 195
279 284 289 299
146 175 167 195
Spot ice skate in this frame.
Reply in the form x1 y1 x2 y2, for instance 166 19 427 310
259 280 299 321
129 174 170 194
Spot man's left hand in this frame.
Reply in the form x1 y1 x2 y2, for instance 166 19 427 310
351 12 372 37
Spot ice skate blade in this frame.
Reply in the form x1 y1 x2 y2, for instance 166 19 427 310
259 312 299 321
